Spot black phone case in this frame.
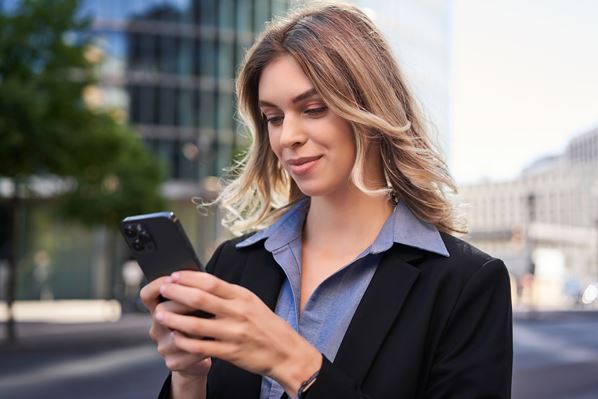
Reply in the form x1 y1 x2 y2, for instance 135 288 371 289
120 211 203 282
121 212 213 319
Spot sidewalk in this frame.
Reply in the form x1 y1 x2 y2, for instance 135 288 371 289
514 307 598 321
0 312 153 353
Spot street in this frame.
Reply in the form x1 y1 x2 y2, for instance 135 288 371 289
512 311 598 399
0 314 166 399
1 311 598 398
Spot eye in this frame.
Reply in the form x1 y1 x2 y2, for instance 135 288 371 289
304 106 327 117
264 114 284 126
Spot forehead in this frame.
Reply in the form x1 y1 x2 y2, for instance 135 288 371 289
258 55 314 105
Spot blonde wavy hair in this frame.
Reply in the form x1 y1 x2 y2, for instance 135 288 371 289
209 2 465 235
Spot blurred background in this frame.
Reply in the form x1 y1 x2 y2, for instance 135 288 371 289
0 0 597 398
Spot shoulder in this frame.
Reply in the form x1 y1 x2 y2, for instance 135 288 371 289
440 232 496 267
415 232 510 292
406 234 512 334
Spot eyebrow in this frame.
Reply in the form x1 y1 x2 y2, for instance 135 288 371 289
258 88 319 108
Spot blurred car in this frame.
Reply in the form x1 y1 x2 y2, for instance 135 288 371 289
581 282 598 306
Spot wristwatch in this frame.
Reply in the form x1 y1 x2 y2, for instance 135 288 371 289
297 369 319 398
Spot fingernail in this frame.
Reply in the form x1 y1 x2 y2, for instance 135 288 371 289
160 284 166 294
171 272 180 280
164 277 173 284
155 312 163 321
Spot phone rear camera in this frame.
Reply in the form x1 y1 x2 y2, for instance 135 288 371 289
138 229 152 243
132 238 144 251
123 224 137 238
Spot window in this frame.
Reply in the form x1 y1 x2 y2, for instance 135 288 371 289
159 35 179 73
219 0 235 29
199 89 216 128
139 86 156 125
199 39 217 77
159 87 178 126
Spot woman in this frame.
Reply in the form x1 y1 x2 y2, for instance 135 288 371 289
140 3 513 398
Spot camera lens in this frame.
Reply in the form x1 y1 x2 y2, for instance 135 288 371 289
132 238 144 251
138 229 152 243
123 224 137 238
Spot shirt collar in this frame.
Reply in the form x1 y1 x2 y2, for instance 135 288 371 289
235 197 309 251
236 197 449 258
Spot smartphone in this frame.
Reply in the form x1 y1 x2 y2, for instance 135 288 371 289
120 211 203 281
121 212 213 318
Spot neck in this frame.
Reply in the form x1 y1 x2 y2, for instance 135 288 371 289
303 184 393 249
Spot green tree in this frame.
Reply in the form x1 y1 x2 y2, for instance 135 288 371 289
0 0 164 342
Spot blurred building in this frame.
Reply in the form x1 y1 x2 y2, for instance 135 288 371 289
82 0 292 257
346 0 452 160
83 0 290 184
3 0 291 301
459 127 598 307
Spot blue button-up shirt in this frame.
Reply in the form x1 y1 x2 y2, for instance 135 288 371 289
236 198 449 399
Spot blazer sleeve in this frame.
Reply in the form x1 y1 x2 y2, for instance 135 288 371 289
302 258 513 399
423 258 513 398
157 240 228 399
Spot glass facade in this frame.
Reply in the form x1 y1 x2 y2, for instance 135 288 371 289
84 0 292 182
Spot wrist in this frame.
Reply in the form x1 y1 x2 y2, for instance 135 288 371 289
171 371 207 399
270 342 322 398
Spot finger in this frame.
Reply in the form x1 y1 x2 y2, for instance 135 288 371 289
171 271 239 300
172 330 233 359
160 282 232 316
156 310 235 341
156 330 179 356
139 276 170 312
155 299 197 316
149 320 171 342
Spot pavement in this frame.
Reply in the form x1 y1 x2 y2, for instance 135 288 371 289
0 311 165 399
0 311 153 353
513 307 598 321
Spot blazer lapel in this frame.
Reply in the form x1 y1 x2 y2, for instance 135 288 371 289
241 246 285 310
333 245 422 383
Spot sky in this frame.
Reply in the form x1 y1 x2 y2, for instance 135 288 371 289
451 0 598 184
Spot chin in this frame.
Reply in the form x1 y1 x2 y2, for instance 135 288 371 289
294 180 347 198
294 182 327 198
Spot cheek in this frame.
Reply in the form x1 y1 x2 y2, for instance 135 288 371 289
338 133 357 168
268 136 287 172
267 131 281 159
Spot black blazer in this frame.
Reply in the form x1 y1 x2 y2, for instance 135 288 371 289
160 232 513 399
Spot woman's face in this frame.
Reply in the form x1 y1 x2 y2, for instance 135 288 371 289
258 55 357 198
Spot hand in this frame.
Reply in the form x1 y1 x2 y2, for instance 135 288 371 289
140 277 212 380
157 271 322 396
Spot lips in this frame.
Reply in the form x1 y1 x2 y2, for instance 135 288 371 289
286 155 323 175
286 155 322 166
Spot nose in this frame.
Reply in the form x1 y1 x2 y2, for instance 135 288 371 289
279 115 307 149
